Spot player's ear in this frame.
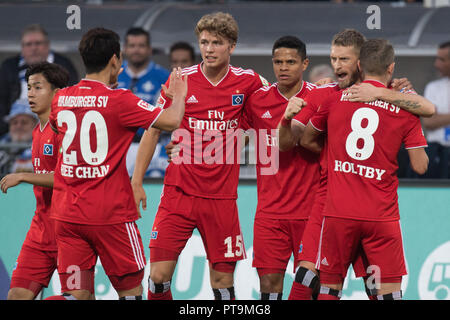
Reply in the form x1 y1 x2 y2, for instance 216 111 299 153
357 59 363 75
302 57 309 71
228 41 236 55
387 62 395 76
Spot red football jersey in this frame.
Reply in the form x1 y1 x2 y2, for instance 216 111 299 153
49 79 163 225
310 80 428 221
294 83 340 182
243 82 319 219
25 121 59 251
158 63 268 199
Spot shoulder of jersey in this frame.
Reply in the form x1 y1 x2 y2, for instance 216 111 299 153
304 81 318 92
229 66 256 77
253 83 276 96
315 82 339 90
181 64 199 76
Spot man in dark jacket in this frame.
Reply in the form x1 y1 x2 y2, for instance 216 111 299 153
0 24 78 136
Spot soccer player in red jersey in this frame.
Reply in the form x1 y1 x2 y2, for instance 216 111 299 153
241 36 319 300
281 29 435 300
0 62 68 299
44 28 187 300
301 39 429 300
131 12 269 300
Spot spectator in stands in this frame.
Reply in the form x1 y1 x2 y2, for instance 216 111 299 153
0 24 78 137
118 27 169 114
169 41 196 69
118 27 171 177
422 41 450 178
0 99 38 174
308 63 335 84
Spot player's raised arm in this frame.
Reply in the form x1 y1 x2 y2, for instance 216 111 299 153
300 122 324 154
278 97 307 151
152 67 187 131
1 172 54 194
345 82 436 117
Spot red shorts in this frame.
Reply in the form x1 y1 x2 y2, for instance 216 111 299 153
253 216 307 273
317 217 407 283
298 183 368 278
297 181 326 264
55 220 146 292
150 185 246 264
10 243 57 295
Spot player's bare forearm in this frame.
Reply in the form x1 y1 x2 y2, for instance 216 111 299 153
407 147 429 175
378 88 435 118
154 68 187 131
422 113 450 131
131 128 161 186
346 84 435 117
300 123 323 154
278 121 297 151
1 172 53 193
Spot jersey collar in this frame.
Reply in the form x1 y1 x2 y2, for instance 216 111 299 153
276 80 304 101
198 62 230 87
362 79 387 88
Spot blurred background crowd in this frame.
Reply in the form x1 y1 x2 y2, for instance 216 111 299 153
0 0 449 180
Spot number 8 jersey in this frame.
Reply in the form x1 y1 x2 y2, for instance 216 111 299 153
49 79 163 225
310 80 428 221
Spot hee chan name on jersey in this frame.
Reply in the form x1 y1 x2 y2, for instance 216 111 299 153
60 163 110 179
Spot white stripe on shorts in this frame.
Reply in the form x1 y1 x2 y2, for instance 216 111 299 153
315 217 326 270
125 222 145 269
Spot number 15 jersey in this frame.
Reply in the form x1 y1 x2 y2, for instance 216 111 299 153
49 79 163 225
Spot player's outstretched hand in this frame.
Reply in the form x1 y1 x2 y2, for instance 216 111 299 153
390 77 414 92
284 97 307 120
131 182 147 219
0 173 22 194
165 141 180 163
345 82 380 102
161 67 188 100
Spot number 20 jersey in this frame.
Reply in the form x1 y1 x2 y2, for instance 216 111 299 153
310 80 428 221
49 79 163 225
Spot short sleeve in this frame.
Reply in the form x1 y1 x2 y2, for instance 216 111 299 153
293 89 328 126
240 98 254 131
118 90 163 130
309 96 332 132
249 72 270 95
403 115 428 149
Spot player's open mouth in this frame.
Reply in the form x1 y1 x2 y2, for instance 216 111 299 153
336 72 348 80
29 101 36 108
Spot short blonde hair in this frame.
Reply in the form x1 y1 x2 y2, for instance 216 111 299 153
195 12 238 45
332 29 366 54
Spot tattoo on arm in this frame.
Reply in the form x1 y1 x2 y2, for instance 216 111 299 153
391 99 421 110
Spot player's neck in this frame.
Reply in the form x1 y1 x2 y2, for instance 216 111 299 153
363 75 389 87
38 110 50 128
85 70 111 87
278 80 303 100
201 62 229 85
